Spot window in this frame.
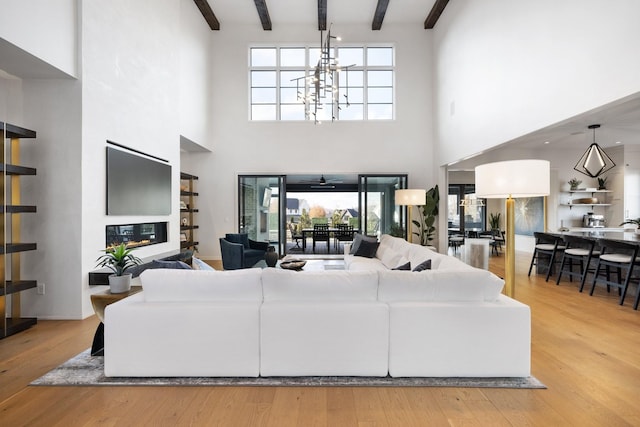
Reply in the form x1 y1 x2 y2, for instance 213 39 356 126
250 45 394 121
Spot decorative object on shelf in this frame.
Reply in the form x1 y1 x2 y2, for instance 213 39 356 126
95 243 142 294
180 232 187 242
568 178 582 191
292 26 354 124
597 176 608 190
476 159 550 298
573 197 598 204
573 124 616 178
181 217 188 226
395 189 426 244
620 218 640 234
280 259 307 270
264 246 278 267
180 200 187 210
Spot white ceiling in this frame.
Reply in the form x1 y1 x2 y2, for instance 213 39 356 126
490 93 640 154
210 0 437 26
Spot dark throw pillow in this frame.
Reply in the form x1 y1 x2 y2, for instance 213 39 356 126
392 261 411 271
150 260 192 270
353 239 380 258
350 233 378 255
412 259 432 272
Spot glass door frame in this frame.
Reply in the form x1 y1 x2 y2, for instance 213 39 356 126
358 174 408 238
237 175 286 255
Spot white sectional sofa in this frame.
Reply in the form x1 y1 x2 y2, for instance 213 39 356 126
104 235 531 378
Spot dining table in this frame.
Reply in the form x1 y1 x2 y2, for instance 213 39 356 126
300 227 358 253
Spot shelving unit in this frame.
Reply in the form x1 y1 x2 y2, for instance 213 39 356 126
180 172 199 251
561 189 612 210
1 122 38 339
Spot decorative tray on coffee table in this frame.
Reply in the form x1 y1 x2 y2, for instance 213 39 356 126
280 259 307 270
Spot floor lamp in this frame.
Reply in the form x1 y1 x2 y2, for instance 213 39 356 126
395 189 426 243
475 160 550 298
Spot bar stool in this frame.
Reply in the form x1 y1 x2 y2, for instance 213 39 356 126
528 232 566 282
555 235 599 292
589 239 639 306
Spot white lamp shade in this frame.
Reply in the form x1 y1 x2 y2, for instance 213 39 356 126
395 189 426 205
475 160 550 199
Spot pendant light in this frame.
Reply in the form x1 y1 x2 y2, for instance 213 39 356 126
573 124 616 178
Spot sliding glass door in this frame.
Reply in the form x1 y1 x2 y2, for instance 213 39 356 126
238 175 286 255
358 174 408 238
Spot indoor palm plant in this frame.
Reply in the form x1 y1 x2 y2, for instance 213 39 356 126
95 243 142 293
489 212 501 231
413 185 440 246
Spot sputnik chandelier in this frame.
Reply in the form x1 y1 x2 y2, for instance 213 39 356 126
292 26 353 124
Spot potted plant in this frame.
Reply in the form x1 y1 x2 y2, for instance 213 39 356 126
95 243 142 293
620 218 640 234
489 212 501 231
568 178 582 191
597 176 608 190
413 185 440 246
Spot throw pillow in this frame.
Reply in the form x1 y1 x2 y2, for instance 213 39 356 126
392 261 411 271
353 239 380 258
412 259 432 272
350 233 378 255
191 256 215 271
150 259 192 270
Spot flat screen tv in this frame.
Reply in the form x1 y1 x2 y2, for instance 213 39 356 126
106 146 172 215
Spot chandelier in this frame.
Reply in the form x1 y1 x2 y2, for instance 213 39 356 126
293 26 353 124
573 124 616 178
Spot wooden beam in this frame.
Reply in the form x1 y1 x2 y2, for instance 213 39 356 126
192 0 220 31
372 0 390 31
318 0 327 31
254 0 272 31
424 0 449 29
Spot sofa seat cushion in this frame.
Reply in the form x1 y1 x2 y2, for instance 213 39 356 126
262 268 379 301
140 268 263 302
378 269 504 302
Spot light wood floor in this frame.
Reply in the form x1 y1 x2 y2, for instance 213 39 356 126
1 254 640 426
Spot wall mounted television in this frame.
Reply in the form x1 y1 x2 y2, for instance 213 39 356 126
106 145 172 215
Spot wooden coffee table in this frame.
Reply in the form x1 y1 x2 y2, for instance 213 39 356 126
90 286 142 356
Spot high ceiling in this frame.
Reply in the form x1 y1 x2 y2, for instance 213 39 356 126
194 0 445 31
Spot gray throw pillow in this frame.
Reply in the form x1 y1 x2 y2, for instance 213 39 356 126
350 233 378 255
392 261 411 270
353 239 380 258
412 259 432 272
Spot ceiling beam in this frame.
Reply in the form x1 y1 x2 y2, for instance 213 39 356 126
372 0 390 31
192 0 220 31
254 0 272 31
318 0 327 31
424 0 449 29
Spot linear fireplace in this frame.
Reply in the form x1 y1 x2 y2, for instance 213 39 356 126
106 222 168 249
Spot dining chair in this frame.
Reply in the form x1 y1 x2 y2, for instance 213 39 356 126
490 230 505 256
589 239 639 307
334 224 354 251
528 232 566 282
312 224 331 253
555 235 599 292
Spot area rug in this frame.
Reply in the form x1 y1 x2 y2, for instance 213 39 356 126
31 350 546 389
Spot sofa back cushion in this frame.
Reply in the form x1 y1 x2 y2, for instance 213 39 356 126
377 269 504 302
141 268 263 302
262 269 379 302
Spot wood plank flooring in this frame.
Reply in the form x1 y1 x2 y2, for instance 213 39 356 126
1 253 639 426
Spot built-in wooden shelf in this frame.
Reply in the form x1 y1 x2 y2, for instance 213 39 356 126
1 122 38 339
0 280 38 296
180 172 199 252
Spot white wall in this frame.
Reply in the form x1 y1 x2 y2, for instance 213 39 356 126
179 0 213 149
194 23 434 259
433 0 640 166
0 0 77 77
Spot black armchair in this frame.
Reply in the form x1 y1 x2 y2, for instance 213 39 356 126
219 233 269 270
